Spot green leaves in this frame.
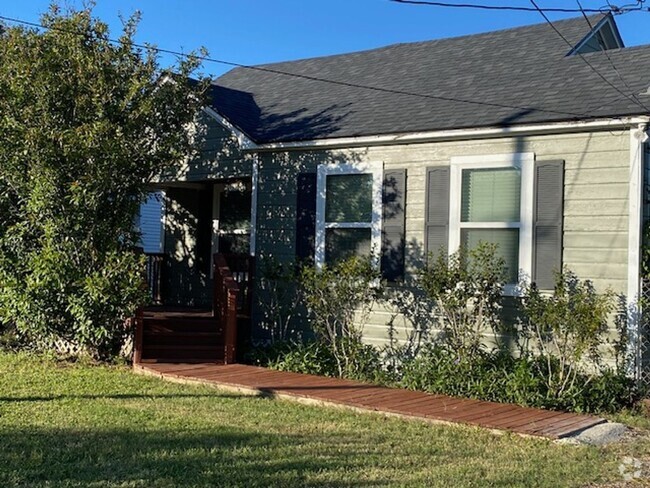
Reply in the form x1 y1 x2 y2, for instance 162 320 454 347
0 4 207 358
419 242 507 355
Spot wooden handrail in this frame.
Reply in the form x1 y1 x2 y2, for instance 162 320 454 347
144 252 165 305
213 253 240 364
133 307 144 365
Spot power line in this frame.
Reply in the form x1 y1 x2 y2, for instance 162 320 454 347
575 0 650 111
528 0 649 112
0 12 643 123
391 0 648 13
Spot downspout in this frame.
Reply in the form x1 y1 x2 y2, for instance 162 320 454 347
628 122 648 378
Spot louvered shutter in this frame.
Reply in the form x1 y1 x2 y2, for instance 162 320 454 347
533 160 564 289
295 172 317 262
381 169 407 281
425 167 450 261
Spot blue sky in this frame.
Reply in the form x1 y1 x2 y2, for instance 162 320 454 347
3 1 650 78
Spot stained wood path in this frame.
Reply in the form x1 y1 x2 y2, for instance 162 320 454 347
134 362 606 439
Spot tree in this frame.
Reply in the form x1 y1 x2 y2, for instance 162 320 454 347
0 5 207 358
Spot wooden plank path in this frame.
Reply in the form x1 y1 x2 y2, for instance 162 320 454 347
134 362 606 439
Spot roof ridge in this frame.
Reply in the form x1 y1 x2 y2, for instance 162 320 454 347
217 13 605 75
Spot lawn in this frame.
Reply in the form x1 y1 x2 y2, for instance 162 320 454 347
0 352 648 487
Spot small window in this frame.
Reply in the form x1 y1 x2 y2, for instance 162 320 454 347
138 191 165 254
316 163 383 269
572 18 622 55
450 154 534 295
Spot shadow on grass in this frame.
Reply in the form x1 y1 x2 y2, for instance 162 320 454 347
0 393 252 402
0 426 387 487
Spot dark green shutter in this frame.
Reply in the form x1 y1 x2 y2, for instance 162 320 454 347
425 167 450 261
533 160 564 289
295 172 317 262
381 169 407 281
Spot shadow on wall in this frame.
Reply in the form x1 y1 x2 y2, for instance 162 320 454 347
163 186 212 308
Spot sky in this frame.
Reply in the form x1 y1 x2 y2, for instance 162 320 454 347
2 0 650 78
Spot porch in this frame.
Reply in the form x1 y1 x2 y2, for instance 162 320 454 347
134 252 254 364
135 176 256 364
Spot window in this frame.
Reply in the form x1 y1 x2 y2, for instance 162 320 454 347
449 153 534 295
315 162 383 269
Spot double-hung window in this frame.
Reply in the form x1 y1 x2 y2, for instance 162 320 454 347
449 153 534 295
315 162 383 269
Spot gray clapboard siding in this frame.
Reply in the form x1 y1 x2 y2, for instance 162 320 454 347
139 192 164 254
254 129 631 347
157 113 253 183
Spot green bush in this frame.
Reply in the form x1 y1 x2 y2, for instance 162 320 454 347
256 258 302 343
520 270 617 403
399 345 636 413
419 243 506 356
299 256 382 377
248 251 639 414
248 339 386 383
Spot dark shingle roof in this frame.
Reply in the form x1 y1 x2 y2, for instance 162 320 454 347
210 15 650 144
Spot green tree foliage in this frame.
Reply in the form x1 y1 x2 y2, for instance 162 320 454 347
0 5 207 358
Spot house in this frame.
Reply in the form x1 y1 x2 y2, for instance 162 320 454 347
135 14 650 369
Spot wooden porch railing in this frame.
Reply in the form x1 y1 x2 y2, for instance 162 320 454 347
133 307 144 365
221 253 255 318
144 252 165 305
213 253 240 364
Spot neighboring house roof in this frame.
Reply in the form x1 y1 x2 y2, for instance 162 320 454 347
209 14 650 144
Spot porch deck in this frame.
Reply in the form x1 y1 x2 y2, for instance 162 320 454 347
134 362 606 440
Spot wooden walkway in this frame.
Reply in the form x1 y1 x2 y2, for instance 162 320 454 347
134 362 606 439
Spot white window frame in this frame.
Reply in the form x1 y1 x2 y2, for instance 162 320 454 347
449 153 535 296
315 161 383 270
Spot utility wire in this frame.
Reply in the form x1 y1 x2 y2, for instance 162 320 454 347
391 0 648 13
0 12 644 122
528 0 649 112
575 0 650 111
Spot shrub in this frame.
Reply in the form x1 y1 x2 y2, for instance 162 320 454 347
248 339 386 383
256 258 302 343
520 270 616 403
299 256 383 377
399 345 636 413
419 243 506 357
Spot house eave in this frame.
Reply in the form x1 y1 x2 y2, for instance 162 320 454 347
249 116 650 152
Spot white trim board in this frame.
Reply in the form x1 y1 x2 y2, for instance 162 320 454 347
251 117 649 152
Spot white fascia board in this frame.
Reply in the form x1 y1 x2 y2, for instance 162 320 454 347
250 117 650 152
202 106 258 150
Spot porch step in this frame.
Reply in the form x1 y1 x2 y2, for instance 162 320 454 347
140 312 225 363
145 319 222 334
143 331 223 347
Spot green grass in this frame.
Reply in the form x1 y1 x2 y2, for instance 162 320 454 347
0 352 647 487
